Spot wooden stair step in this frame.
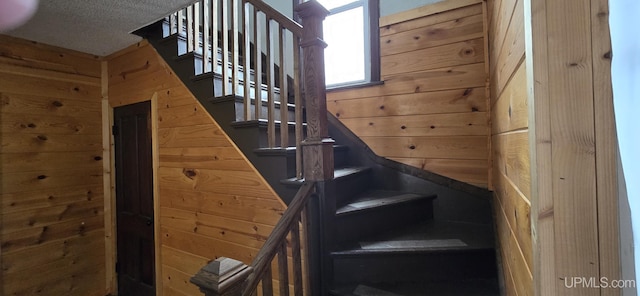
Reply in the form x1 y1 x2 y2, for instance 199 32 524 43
281 166 371 186
331 280 499 296
336 191 436 216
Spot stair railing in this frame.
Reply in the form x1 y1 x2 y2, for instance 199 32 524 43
166 0 308 179
190 182 315 296
166 1 334 295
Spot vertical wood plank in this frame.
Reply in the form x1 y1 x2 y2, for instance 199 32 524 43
524 0 554 294
590 0 620 294
262 265 274 296
222 0 230 95
279 28 289 148
254 8 262 120
291 217 303 296
278 242 290 296
266 19 276 148
101 61 115 295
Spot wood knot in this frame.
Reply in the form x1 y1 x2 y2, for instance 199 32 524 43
379 105 385 110
471 107 479 112
401 125 406 130
94 156 103 161
73 87 80 92
183 169 197 179
409 145 416 150
335 112 340 117
27 123 36 128
603 51 612 60
37 175 47 180
52 101 63 107
463 88 473 96
369 122 374 126
430 126 435 129
37 135 48 141
413 36 420 40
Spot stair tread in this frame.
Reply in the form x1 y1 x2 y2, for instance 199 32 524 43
281 166 371 186
336 190 436 216
255 145 348 155
333 220 494 256
332 279 499 296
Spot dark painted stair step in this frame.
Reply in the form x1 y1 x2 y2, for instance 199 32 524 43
210 95 295 123
331 220 497 285
331 280 500 296
254 145 349 178
281 167 372 205
335 191 436 243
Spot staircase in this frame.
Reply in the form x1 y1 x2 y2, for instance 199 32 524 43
136 1 499 295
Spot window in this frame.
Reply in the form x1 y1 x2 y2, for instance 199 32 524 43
317 0 379 87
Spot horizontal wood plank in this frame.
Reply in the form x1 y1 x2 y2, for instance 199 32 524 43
340 112 488 137
1 132 102 153
492 131 531 198
1 184 103 214
381 38 485 77
361 135 488 160
1 214 104 253
331 63 487 100
1 168 103 195
160 147 253 171
491 0 525 99
2 198 104 235
1 151 102 173
158 103 216 128
381 14 484 56
0 72 100 100
1 112 101 135
328 87 487 118
0 92 101 118
391 157 488 185
160 207 275 249
158 125 233 148
381 4 483 36
158 167 274 198
491 62 528 133
0 35 101 78
380 0 482 27
494 171 532 269
158 187 284 225
0 61 100 86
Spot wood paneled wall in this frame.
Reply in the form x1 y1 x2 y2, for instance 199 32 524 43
0 35 106 295
487 0 532 295
326 0 490 187
106 42 289 296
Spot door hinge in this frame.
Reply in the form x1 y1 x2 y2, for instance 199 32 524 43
112 125 119 136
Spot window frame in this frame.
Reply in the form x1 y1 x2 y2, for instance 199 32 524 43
294 0 380 88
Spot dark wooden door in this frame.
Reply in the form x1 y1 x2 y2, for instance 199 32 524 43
114 101 155 296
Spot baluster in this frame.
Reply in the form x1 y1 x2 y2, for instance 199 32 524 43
266 19 276 148
231 0 240 95
170 12 177 35
203 0 211 72
187 5 194 52
253 8 262 120
278 241 290 296
279 28 289 148
178 9 185 36
243 1 252 120
212 0 219 75
262 265 274 296
194 1 201 56
221 0 230 95
291 215 303 296
293 37 303 179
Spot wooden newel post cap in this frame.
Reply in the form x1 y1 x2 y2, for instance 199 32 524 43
295 0 329 19
190 257 253 296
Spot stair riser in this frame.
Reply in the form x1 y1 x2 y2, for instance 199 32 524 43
332 250 497 284
335 199 434 244
335 171 372 207
255 147 350 179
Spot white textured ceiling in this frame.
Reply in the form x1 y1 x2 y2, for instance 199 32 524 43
6 0 197 56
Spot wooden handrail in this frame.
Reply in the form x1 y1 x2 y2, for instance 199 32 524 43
246 0 303 36
190 182 316 296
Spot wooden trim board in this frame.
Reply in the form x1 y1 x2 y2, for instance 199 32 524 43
380 0 483 27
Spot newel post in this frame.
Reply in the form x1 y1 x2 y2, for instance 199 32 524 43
295 1 335 294
190 257 253 296
296 0 334 181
